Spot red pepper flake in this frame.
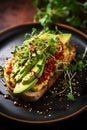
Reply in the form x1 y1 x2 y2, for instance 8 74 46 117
37 57 55 84
54 52 64 60
37 51 64 84
6 64 13 75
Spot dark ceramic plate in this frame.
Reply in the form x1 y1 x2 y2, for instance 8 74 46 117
0 23 87 124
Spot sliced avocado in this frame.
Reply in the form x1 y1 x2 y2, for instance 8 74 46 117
57 34 72 44
10 58 27 78
13 59 45 94
38 32 55 42
10 63 20 78
15 57 38 82
22 58 44 85
13 78 38 94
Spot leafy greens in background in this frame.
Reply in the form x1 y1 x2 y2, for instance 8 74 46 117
33 0 87 33
32 0 87 101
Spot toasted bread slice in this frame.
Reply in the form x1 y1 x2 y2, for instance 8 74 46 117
4 46 76 102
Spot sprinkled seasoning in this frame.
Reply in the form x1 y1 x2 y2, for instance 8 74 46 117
0 65 87 118
0 30 87 118
0 66 4 78
0 59 87 118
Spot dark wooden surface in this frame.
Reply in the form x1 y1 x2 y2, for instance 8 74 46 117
0 0 36 30
0 0 87 129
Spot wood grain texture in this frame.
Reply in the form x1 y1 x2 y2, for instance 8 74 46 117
0 0 36 30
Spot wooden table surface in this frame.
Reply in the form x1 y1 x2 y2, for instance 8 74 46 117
0 0 87 129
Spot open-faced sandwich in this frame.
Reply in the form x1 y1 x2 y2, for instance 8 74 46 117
4 29 76 102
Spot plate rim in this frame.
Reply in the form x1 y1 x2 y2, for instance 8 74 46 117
0 22 87 124
0 22 87 38
0 105 87 124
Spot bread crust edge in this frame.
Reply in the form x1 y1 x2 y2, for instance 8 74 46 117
4 46 76 102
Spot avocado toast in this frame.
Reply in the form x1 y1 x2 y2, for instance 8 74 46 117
4 29 76 101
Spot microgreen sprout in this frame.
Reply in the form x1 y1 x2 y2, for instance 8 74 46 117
61 48 87 101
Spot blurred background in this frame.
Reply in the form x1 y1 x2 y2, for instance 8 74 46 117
33 0 87 34
0 0 36 30
0 0 87 130
0 0 87 34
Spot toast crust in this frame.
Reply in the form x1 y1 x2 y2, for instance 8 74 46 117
4 46 76 102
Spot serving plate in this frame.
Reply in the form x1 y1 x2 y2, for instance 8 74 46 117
0 23 87 124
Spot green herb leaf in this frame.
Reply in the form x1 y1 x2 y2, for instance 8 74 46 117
83 1 87 10
67 93 75 101
24 33 30 40
32 28 37 36
33 0 87 32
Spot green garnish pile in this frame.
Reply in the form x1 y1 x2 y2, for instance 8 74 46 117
33 0 87 33
11 28 87 101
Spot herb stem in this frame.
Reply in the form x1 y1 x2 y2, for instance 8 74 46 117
82 47 87 59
